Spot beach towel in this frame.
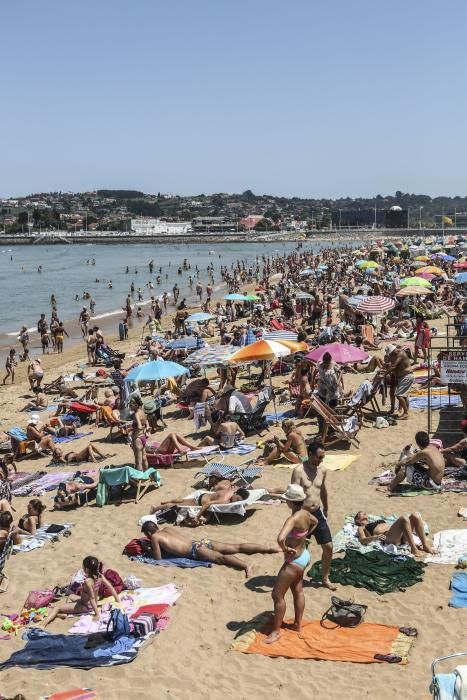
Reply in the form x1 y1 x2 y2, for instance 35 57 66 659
449 572 467 608
332 513 427 555
54 431 93 443
11 470 44 494
409 395 462 410
430 673 457 700
221 443 256 456
13 471 75 497
426 530 467 565
231 612 416 664
40 690 96 700
127 554 211 569
13 522 74 553
265 409 295 423
272 454 358 472
308 549 425 594
0 627 143 670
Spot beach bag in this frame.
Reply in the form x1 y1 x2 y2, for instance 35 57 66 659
23 589 55 610
99 568 124 598
131 613 157 638
321 596 367 629
123 537 150 557
106 608 130 638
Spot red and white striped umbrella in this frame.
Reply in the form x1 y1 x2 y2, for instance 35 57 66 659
356 296 395 315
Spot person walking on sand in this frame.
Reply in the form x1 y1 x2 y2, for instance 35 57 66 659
3 349 17 384
266 484 318 644
384 345 414 420
290 441 335 590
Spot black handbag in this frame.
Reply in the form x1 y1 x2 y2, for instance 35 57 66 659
321 596 367 629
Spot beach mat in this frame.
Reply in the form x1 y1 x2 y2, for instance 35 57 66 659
449 572 467 608
230 612 416 663
54 431 93 443
41 691 96 700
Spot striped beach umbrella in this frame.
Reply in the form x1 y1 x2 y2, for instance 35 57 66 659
184 344 236 366
263 330 299 342
356 296 395 314
226 338 305 364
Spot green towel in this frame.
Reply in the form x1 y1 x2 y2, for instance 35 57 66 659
96 466 161 506
308 549 425 594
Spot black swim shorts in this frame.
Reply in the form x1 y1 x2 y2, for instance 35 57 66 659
311 507 332 545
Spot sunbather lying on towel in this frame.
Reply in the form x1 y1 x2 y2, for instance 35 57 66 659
140 521 280 577
150 485 251 525
145 432 198 456
388 431 445 492
54 477 100 509
51 443 112 464
354 511 436 556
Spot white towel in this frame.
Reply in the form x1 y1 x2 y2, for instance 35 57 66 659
454 665 467 699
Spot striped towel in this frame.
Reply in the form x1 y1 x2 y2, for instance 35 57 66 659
263 330 298 341
127 554 211 569
223 444 256 456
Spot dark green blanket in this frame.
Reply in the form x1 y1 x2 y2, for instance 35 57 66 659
308 549 425 594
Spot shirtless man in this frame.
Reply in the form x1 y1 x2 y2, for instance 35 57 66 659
150 485 250 525
388 431 445 492
442 420 467 469
140 521 279 577
78 307 90 338
291 441 335 590
384 345 414 419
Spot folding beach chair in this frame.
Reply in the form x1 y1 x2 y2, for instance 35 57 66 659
96 465 161 505
194 460 263 487
230 391 272 437
307 394 361 448
0 532 14 593
8 428 39 461
430 652 467 699
176 489 268 525
338 374 386 425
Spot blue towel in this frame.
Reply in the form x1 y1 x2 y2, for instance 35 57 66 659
222 444 256 456
128 554 211 569
430 672 456 699
265 409 295 422
8 427 27 441
54 431 93 443
449 571 467 608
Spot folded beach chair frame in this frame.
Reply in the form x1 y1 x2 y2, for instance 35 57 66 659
431 651 467 699
194 459 262 488
0 532 14 593
307 394 360 448
230 398 271 437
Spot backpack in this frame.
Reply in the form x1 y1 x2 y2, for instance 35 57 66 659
123 537 150 557
106 608 130 638
99 568 124 599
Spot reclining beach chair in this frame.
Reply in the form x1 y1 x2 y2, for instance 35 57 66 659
430 652 467 699
230 387 273 437
338 374 386 425
307 394 360 448
0 532 14 593
8 428 40 461
96 465 161 505
176 488 268 525
194 460 263 487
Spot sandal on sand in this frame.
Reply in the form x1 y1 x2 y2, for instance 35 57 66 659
399 627 418 637
374 653 402 664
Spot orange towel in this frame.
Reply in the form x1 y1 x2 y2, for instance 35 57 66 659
231 612 415 664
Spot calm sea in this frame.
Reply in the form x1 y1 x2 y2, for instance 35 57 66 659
0 240 317 341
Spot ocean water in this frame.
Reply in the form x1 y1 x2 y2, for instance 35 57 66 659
0 240 310 339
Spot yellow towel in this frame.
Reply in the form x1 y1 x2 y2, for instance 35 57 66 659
271 454 358 471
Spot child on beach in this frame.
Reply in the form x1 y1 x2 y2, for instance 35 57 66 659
3 349 17 384
45 555 121 626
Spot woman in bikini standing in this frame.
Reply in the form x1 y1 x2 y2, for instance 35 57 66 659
266 484 318 644
130 395 149 471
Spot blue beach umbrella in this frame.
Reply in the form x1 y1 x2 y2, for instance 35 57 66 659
454 272 467 284
166 337 203 350
224 293 248 300
125 360 189 383
186 312 215 323
299 268 314 276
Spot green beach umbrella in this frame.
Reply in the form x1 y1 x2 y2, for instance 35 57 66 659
400 276 432 288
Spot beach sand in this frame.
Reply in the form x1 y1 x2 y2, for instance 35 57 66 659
0 315 463 700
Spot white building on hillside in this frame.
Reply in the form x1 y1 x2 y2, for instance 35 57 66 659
130 218 192 235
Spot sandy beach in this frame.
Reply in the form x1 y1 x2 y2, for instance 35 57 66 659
0 300 464 700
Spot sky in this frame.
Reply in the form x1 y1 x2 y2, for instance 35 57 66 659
2 0 467 200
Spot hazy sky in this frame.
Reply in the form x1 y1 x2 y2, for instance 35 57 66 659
2 0 466 199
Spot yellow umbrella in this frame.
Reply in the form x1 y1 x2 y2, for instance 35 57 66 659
414 255 429 262
360 260 380 269
226 338 306 364
396 286 433 297
415 266 444 276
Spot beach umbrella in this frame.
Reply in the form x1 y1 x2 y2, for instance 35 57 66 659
415 266 444 276
356 296 395 315
364 268 377 275
414 255 429 262
305 343 369 365
346 295 368 307
400 276 432 288
356 259 369 267
244 294 260 301
263 330 299 342
224 293 248 300
186 312 215 323
454 262 467 270
296 292 313 299
299 268 314 276
166 337 203 350
416 272 436 281
351 249 363 256
396 286 432 297
454 272 467 284
124 360 189 383
226 338 293 364
184 344 236 366
432 253 455 261
361 261 380 269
